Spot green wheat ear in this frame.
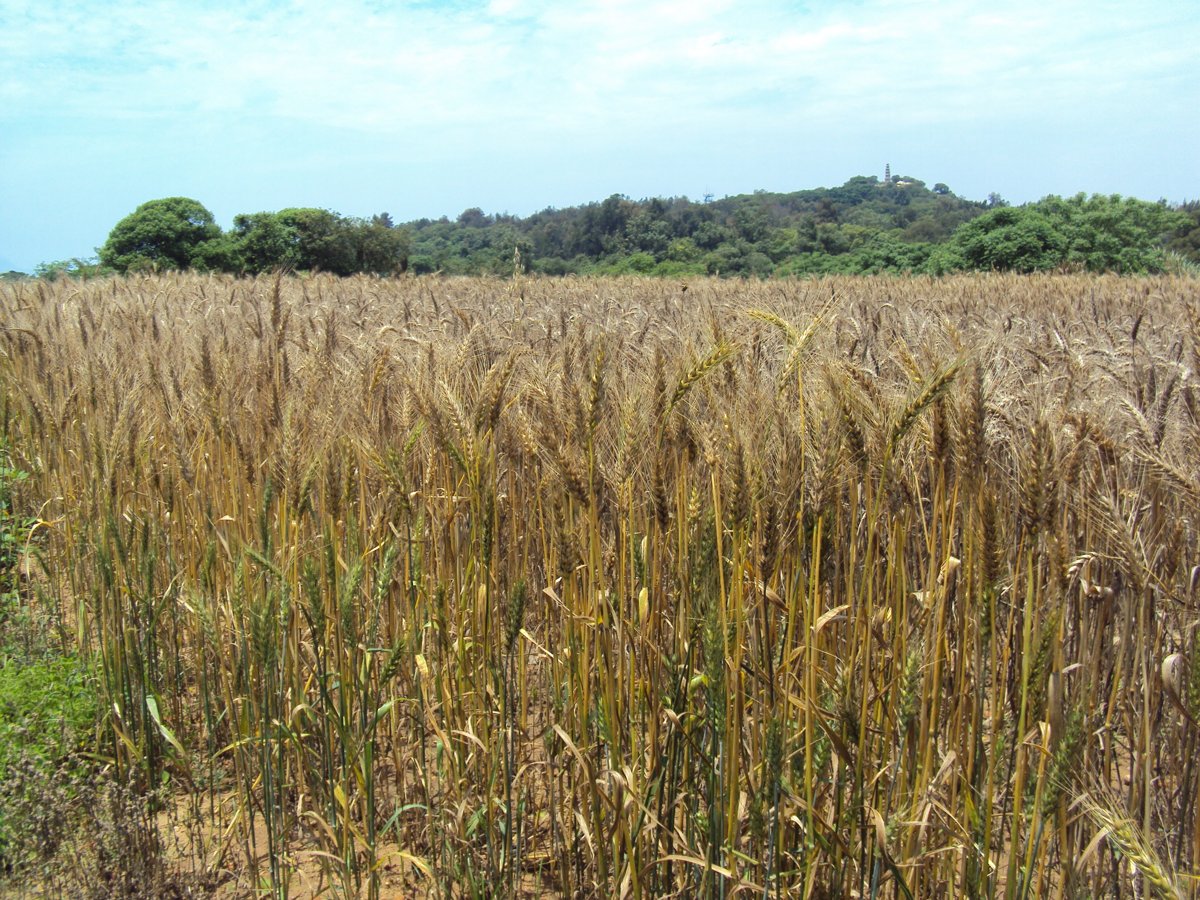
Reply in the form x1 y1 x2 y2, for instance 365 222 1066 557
887 359 961 457
664 340 736 417
1075 793 1184 900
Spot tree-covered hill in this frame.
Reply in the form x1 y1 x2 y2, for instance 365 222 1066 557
405 174 995 276
406 176 1191 277
31 175 1197 279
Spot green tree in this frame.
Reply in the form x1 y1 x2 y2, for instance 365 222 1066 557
1035 193 1187 273
99 197 221 273
230 212 300 273
456 207 491 228
733 204 770 243
693 221 733 251
617 252 657 274
944 206 1067 272
1166 201 1200 263
276 208 357 275
32 257 109 280
190 234 244 273
665 237 701 263
840 234 933 274
351 217 410 275
625 211 672 258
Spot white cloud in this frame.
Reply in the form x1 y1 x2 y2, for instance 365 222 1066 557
3 0 1195 141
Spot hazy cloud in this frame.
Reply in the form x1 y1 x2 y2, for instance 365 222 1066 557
5 0 1191 133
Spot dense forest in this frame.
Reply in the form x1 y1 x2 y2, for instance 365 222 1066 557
17 174 1200 280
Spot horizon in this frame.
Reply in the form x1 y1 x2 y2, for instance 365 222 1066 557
2 0 1197 274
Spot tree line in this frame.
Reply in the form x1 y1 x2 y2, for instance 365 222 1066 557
20 200 410 280
18 175 1199 280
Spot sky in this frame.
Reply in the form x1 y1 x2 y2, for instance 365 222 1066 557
1 0 1197 273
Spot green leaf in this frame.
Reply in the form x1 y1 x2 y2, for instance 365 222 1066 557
145 694 186 758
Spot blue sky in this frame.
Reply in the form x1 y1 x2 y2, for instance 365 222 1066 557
1 0 1197 273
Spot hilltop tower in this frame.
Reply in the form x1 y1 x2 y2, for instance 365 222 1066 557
884 163 891 182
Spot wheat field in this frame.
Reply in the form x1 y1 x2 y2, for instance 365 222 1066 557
1 272 1198 898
